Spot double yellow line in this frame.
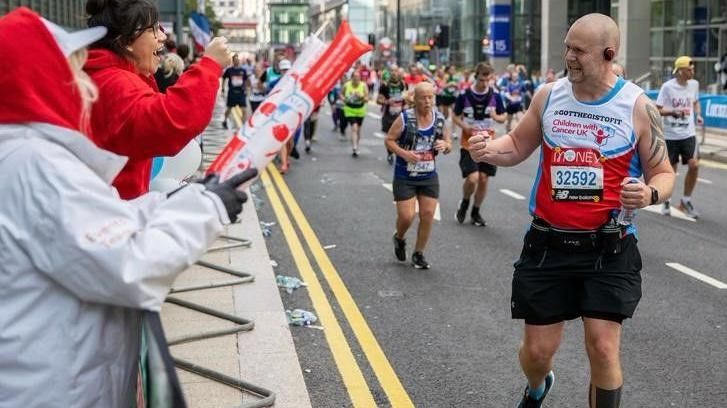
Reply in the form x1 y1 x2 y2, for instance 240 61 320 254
261 165 414 408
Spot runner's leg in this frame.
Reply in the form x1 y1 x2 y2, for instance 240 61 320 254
473 172 489 207
414 195 437 252
352 122 360 152
462 172 478 202
395 198 417 239
223 107 231 128
519 322 564 390
684 157 698 197
583 318 623 407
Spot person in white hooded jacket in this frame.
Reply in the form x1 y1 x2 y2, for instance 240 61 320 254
0 8 256 407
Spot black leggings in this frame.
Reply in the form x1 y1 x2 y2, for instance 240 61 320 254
336 108 347 134
304 119 317 141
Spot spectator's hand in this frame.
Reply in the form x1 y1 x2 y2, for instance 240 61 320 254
199 169 258 222
696 114 704 126
206 37 232 68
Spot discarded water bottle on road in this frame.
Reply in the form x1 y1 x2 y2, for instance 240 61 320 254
276 275 307 294
286 309 317 326
617 177 641 225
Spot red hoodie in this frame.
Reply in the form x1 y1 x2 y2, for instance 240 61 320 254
84 48 221 199
0 8 83 133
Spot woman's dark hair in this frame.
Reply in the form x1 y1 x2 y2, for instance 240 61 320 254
86 0 159 55
176 44 190 61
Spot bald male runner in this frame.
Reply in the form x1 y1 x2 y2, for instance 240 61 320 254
469 14 674 407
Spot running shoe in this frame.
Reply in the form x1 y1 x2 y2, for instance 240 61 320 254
661 200 671 216
411 252 430 269
393 233 406 262
290 147 300 160
352 149 359 158
455 200 468 224
678 199 700 219
516 371 555 408
471 212 487 227
305 144 311 154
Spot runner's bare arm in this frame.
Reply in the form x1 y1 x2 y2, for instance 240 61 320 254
490 108 507 124
469 83 552 166
451 113 468 131
434 121 452 154
628 96 674 207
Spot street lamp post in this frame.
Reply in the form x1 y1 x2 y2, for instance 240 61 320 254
396 0 401 66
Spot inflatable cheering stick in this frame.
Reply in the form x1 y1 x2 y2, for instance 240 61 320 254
206 20 372 181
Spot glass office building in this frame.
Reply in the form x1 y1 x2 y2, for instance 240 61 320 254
1 0 87 29
649 0 727 90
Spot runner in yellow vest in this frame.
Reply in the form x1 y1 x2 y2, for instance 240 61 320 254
343 71 369 157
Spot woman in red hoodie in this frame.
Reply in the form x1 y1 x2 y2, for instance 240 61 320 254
84 0 232 199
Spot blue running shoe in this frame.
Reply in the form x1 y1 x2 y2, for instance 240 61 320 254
516 371 554 408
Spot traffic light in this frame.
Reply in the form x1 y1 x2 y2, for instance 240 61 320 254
437 25 449 48
368 33 376 47
428 37 435 48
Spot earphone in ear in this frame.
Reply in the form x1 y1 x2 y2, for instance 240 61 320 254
603 48 614 61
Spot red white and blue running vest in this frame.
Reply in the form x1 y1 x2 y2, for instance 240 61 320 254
530 77 643 230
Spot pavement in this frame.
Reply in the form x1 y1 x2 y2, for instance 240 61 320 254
158 96 727 407
159 98 312 408
699 127 727 164
253 102 727 407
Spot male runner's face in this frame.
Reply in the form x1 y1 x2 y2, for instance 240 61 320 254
475 72 489 90
563 25 600 84
677 64 694 81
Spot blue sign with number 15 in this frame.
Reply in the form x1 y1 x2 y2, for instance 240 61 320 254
488 4 511 58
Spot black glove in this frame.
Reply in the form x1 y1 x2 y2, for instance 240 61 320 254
198 168 259 222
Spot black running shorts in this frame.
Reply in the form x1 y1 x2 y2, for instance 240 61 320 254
666 136 698 165
511 232 642 325
345 116 364 126
226 91 246 108
436 95 456 106
393 175 439 201
459 148 497 178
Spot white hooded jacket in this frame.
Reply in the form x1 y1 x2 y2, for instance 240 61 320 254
0 9 230 407
0 122 228 407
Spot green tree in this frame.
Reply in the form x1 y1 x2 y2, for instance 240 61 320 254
184 0 223 37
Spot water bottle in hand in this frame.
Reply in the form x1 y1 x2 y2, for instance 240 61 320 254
617 177 640 225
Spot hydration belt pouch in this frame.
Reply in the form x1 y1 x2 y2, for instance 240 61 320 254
527 218 626 255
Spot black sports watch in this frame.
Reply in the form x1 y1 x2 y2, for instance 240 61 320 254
649 185 659 205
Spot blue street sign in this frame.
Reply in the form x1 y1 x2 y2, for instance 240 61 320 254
488 4 511 58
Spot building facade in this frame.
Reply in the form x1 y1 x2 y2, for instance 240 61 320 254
310 0 375 64
212 0 258 56
648 0 727 92
268 0 309 52
1 0 87 28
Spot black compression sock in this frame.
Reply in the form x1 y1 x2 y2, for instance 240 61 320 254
471 206 480 216
589 384 622 408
